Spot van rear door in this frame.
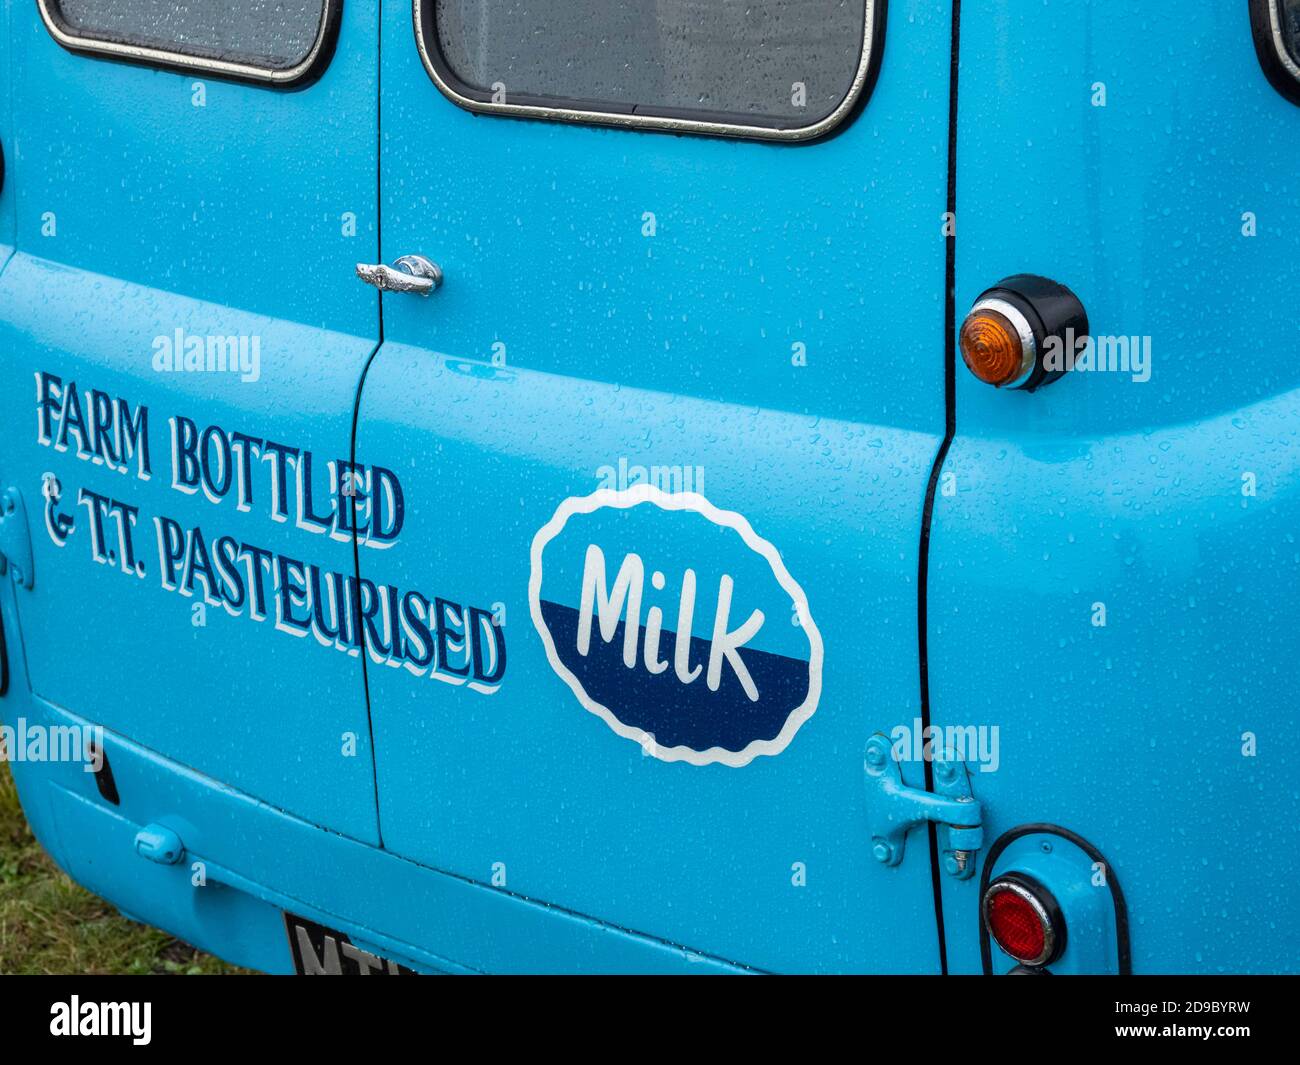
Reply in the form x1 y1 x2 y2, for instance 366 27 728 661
355 1 955 971
930 2 1300 973
0 2 382 840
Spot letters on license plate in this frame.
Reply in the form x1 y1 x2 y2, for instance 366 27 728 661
284 913 417 975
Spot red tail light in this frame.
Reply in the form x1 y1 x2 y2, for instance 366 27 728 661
983 874 1065 968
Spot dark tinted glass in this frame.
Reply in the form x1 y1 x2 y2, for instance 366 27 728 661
1285 0 1300 65
432 0 870 126
49 0 328 72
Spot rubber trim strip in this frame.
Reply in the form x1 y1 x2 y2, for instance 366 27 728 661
347 0 387 847
917 0 961 977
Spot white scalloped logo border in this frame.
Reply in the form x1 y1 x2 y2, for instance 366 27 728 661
528 485 823 767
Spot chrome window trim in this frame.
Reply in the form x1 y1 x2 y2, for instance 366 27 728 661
37 0 339 86
1266 0 1300 82
413 0 881 142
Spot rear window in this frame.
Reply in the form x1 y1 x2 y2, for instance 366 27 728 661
1285 0 1300 65
418 0 881 141
1252 0 1300 103
39 0 338 84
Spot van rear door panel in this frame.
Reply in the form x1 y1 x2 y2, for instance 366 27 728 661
356 2 954 971
358 345 941 971
931 2 1300 973
0 2 382 840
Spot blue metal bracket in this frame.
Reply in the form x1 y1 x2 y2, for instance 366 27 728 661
0 487 34 590
864 733 983 880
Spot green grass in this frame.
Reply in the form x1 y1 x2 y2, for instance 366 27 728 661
0 760 249 974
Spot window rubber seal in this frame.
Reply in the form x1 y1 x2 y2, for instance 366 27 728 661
1251 0 1300 106
36 0 342 89
412 0 887 144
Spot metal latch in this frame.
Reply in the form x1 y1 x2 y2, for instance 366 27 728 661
0 487 33 590
864 732 983 880
355 254 444 296
134 823 185 866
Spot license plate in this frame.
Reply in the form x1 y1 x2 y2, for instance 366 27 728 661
284 913 417 975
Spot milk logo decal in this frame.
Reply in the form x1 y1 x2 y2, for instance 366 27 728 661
529 485 823 767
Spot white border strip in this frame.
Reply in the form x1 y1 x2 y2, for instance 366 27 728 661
528 485 823 768
413 0 879 142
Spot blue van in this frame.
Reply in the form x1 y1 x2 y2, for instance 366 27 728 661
0 1 1297 975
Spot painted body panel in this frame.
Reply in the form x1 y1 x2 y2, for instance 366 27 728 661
0 610 743 974
354 1 955 971
931 2 1300 974
357 347 940 971
0 1 383 839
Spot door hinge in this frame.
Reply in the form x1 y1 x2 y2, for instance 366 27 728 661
0 487 34 590
864 732 983 880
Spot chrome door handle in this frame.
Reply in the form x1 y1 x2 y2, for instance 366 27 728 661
355 254 443 296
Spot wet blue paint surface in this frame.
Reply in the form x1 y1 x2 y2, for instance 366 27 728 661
0 1 1296 975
